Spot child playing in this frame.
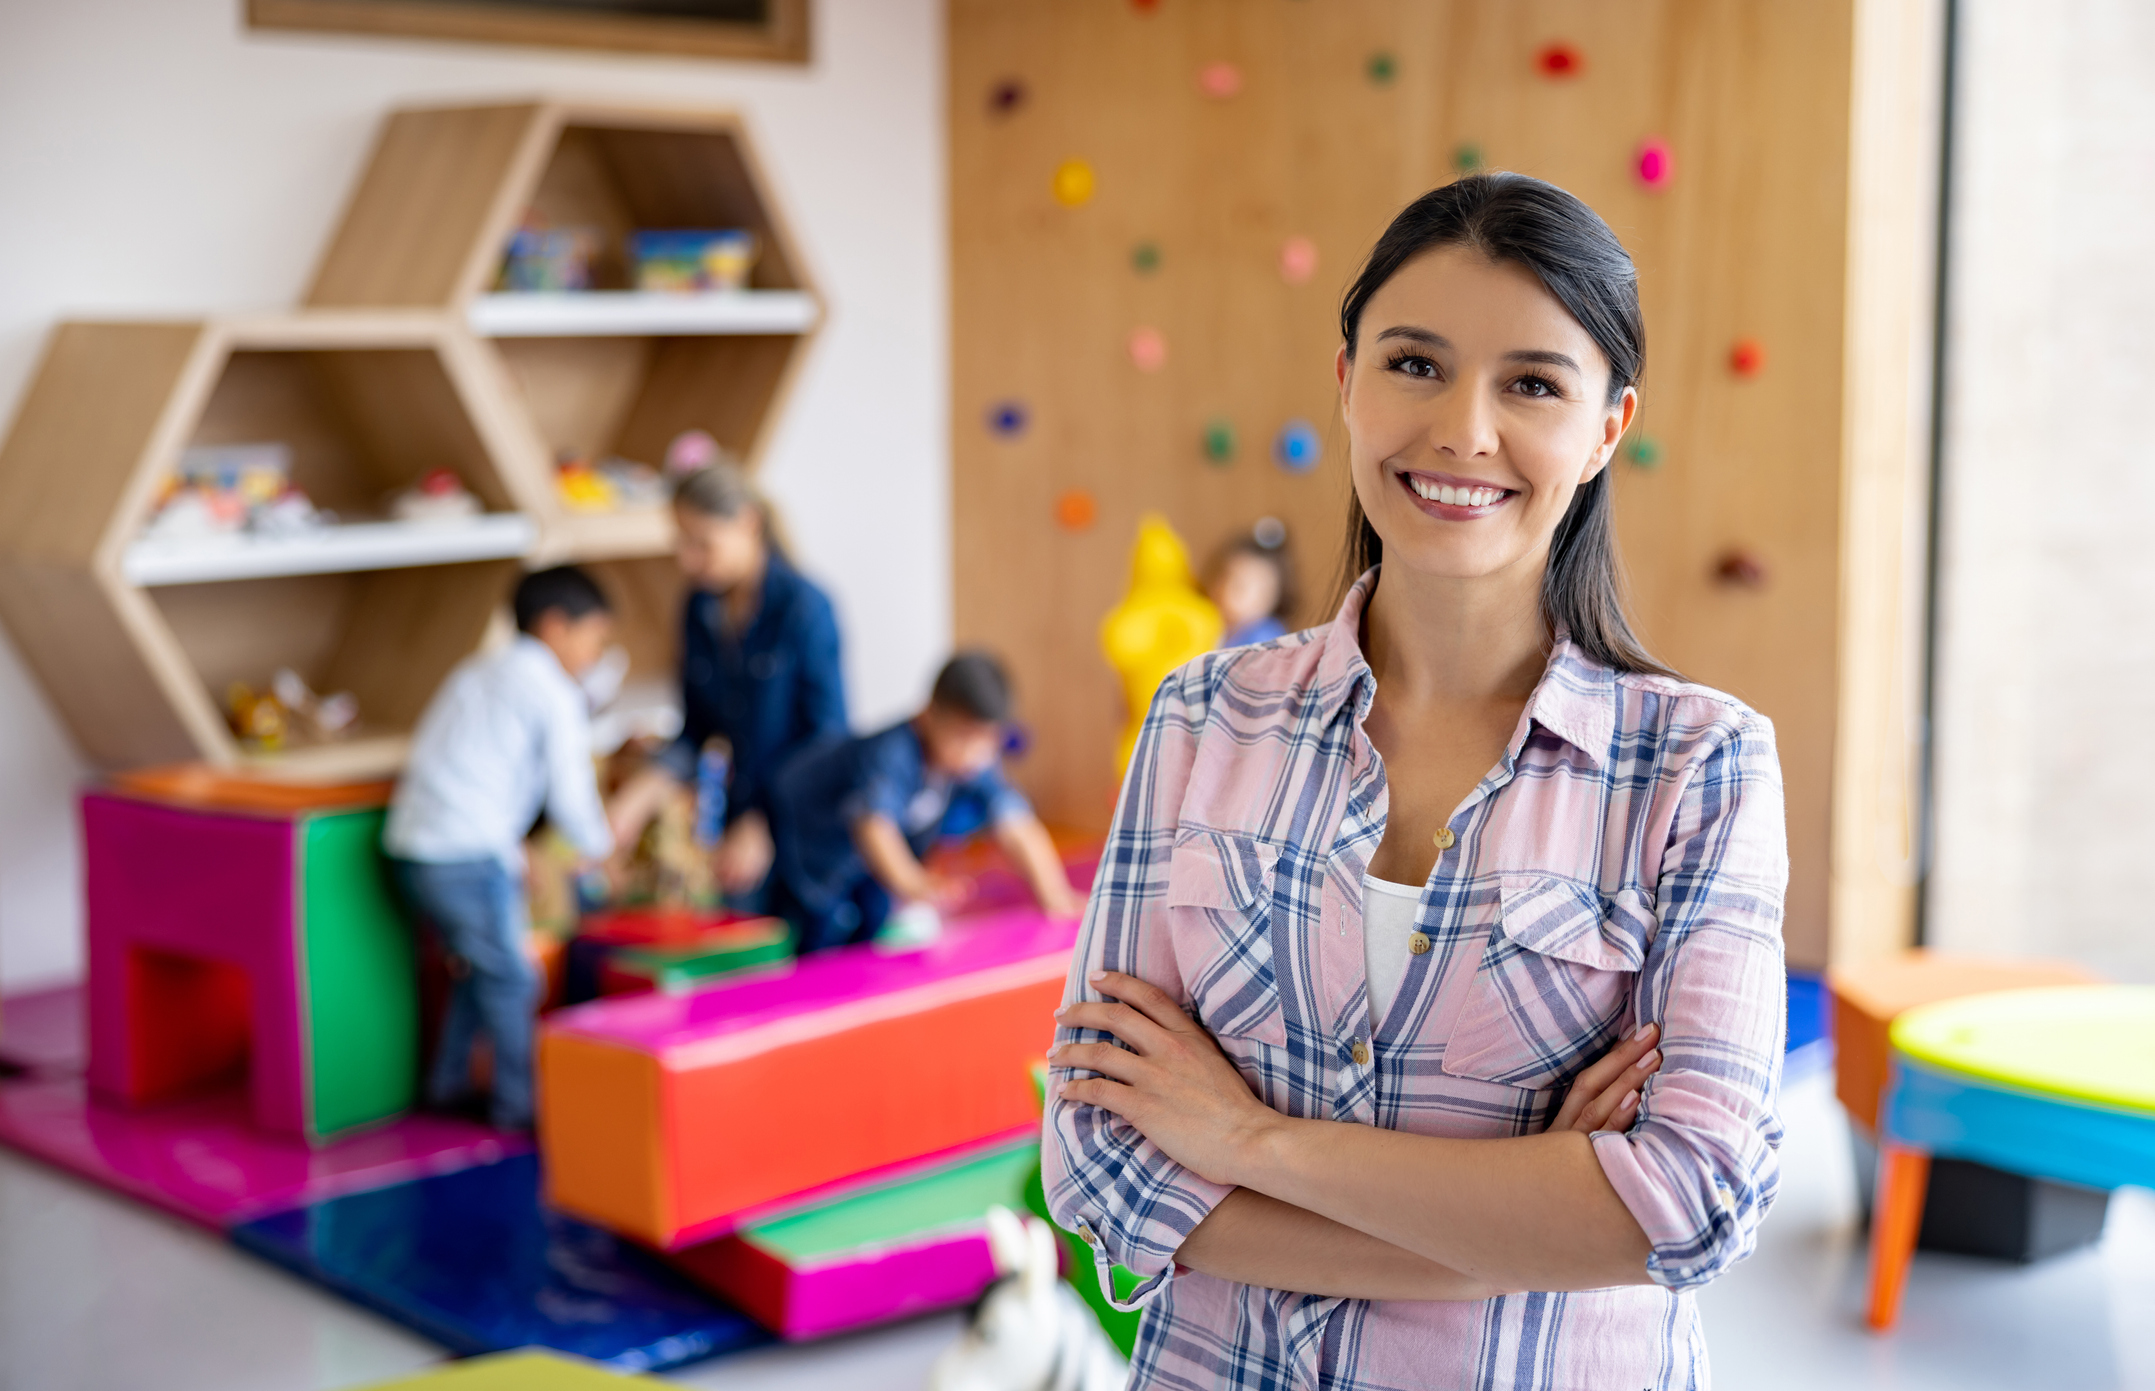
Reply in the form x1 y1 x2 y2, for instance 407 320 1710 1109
383 566 620 1131
769 650 1082 952
1205 518 1296 647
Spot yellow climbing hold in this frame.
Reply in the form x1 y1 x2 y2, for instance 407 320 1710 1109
1099 514 1222 776
1052 158 1096 208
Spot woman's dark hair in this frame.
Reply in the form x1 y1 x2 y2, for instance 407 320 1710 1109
1337 172 1672 677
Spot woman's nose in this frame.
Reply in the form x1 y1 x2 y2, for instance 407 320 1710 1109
1426 379 1499 460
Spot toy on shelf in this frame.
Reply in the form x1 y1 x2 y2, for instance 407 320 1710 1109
1099 515 1221 774
143 443 327 542
556 454 669 514
1866 986 2155 1330
389 468 481 523
83 786 419 1143
225 668 360 752
537 908 1077 1249
629 230 759 293
499 226 603 291
670 1132 1038 1340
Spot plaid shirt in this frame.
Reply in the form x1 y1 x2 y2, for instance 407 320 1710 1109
1044 571 1789 1391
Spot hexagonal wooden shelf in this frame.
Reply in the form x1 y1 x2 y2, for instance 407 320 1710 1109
307 100 823 679
0 312 545 776
0 99 820 778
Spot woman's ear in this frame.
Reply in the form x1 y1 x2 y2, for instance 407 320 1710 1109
1585 386 1639 484
1335 343 1352 403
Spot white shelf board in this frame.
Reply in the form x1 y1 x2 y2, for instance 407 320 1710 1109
123 514 537 586
469 290 819 338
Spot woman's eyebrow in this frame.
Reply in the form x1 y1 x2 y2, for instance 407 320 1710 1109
1505 349 1582 373
1373 325 1450 349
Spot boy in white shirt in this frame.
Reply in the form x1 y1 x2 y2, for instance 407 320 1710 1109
384 566 618 1131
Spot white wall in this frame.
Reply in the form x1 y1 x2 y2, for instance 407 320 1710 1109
0 0 948 990
1929 0 2155 981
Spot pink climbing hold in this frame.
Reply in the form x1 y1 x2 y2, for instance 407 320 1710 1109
1279 236 1319 285
1636 138 1674 190
1128 326 1168 372
1198 61 1242 99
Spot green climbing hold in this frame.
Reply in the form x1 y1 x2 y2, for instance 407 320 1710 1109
1367 51 1397 85
1203 418 1237 464
1453 142 1484 174
1131 240 1162 274
1627 436 1663 468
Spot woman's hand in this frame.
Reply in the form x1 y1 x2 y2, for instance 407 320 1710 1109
713 810 776 894
1550 1022 1661 1134
1049 970 1277 1188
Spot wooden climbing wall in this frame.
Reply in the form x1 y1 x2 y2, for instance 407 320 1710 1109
950 0 1938 968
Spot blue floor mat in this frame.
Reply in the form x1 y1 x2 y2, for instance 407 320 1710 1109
233 1153 771 1372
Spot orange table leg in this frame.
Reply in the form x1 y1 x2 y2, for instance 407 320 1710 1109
1866 1143 1931 1331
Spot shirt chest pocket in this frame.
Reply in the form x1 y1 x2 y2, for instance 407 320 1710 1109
1164 831 1289 1048
1440 873 1655 1092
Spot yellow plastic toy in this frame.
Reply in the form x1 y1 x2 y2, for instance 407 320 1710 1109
1099 514 1222 775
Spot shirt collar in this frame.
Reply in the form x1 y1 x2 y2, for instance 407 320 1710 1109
1315 567 1616 768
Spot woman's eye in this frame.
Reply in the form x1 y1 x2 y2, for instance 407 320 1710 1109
1386 352 1438 379
1513 374 1559 398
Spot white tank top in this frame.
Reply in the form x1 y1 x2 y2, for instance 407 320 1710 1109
1361 874 1425 1028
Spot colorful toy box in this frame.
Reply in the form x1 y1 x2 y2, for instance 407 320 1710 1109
670 1131 1038 1340
83 783 418 1142
537 908 1075 1249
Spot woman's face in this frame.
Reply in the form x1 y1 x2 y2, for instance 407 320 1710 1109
674 504 766 589
1337 246 1635 586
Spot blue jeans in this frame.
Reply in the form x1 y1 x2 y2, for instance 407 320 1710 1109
389 857 536 1130
773 871 892 954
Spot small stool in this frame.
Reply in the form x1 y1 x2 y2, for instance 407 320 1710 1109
1865 985 2155 1329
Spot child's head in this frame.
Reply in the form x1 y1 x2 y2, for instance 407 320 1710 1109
1206 521 1295 632
917 650 1013 778
513 566 614 677
672 462 771 591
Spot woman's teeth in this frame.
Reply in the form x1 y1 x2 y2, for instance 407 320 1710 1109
1408 476 1505 508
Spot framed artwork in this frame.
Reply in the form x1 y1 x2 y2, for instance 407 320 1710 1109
247 0 810 63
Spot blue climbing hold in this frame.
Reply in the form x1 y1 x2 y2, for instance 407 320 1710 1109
987 400 1029 438
1274 419 1321 473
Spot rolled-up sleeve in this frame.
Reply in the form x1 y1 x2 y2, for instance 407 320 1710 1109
1043 665 1233 1311
1591 711 1789 1291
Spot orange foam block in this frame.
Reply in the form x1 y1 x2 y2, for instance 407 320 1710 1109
537 908 1075 1249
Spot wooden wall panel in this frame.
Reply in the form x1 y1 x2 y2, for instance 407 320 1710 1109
951 0 1935 968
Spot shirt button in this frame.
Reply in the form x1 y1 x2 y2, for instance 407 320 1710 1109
1432 827 1456 851
1351 1039 1371 1066
1408 931 1431 956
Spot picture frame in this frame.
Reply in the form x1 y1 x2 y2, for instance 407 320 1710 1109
246 0 810 64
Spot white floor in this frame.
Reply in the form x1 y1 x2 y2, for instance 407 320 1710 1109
1 1068 2148 1390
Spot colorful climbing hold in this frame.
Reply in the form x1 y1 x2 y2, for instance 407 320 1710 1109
1635 138 1674 189
1131 0 1159 11
1198 61 1242 99
1052 159 1095 208
1128 326 1168 372
987 79 1026 116
1536 43 1583 78
1203 418 1237 464
1131 240 1162 274
1729 339 1766 377
986 401 1029 438
1626 436 1663 468
1366 51 1398 85
1056 489 1098 530
1712 549 1769 588
1274 420 1322 473
1453 142 1485 174
1278 236 1319 285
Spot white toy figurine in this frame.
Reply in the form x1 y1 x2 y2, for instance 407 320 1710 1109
928 1207 1129 1391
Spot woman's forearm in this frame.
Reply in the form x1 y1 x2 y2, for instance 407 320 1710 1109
1177 1188 1513 1302
1232 1120 1653 1292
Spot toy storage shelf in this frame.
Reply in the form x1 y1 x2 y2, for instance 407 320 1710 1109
470 290 819 337
124 515 537 586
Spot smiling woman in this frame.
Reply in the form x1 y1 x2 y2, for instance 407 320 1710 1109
1044 174 1791 1391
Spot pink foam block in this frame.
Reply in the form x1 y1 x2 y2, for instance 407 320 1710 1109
0 1075 525 1230
539 908 1076 1249
0 984 86 1077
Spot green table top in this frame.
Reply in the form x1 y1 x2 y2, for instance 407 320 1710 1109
1891 985 2155 1112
